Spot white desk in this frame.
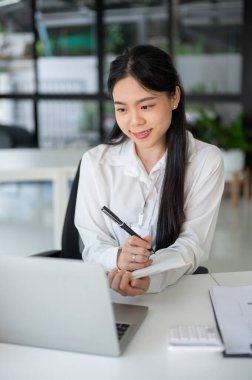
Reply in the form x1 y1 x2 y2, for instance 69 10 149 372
0 272 251 380
0 148 87 248
211 270 252 286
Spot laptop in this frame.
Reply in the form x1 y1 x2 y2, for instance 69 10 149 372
0 256 148 356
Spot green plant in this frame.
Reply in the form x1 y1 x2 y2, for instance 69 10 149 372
193 109 251 151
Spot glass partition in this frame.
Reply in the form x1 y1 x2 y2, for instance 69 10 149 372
0 98 34 128
174 0 243 94
38 99 99 147
36 0 98 94
0 0 246 148
0 0 35 94
103 0 170 91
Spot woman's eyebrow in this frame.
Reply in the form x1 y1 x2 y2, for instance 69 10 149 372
114 96 158 105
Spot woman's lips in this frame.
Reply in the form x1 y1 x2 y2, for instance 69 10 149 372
131 128 152 140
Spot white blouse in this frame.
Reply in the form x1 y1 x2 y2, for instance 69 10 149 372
75 132 224 293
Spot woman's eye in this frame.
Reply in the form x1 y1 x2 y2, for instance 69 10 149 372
116 108 126 113
142 105 153 110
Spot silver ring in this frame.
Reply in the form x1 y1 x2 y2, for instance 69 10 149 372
132 255 136 262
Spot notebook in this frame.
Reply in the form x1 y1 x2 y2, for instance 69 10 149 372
209 286 252 357
0 256 148 356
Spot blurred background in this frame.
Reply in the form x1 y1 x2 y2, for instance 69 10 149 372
1 0 250 148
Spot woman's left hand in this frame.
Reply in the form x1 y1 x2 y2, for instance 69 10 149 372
108 268 150 297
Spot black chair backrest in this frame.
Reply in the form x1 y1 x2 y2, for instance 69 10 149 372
193 266 208 274
60 161 82 260
0 130 13 148
0 125 36 148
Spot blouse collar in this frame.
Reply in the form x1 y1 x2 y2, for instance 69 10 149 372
101 131 196 176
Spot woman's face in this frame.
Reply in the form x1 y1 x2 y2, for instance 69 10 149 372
112 75 180 156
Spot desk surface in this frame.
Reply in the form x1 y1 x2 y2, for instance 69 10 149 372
0 272 251 380
0 147 85 171
211 271 252 286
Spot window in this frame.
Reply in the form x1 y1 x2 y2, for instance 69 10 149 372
0 0 247 148
174 0 243 94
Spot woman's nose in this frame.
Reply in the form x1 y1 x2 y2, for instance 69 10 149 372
129 110 144 127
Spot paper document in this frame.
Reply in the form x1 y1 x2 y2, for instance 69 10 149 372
209 286 252 357
131 251 189 279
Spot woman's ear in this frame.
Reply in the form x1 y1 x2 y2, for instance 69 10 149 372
172 86 181 110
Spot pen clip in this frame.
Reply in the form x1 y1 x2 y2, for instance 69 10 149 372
101 206 123 226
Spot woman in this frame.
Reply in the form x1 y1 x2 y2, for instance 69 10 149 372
75 45 224 296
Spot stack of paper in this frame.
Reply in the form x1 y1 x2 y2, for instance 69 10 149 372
209 286 252 357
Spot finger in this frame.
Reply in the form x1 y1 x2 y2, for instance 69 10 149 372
127 277 150 296
110 271 124 291
110 272 132 296
123 255 149 271
124 259 153 272
119 271 132 291
118 250 150 271
130 277 150 292
118 273 146 296
142 235 152 243
127 235 151 250
107 270 116 287
118 236 152 271
107 267 119 280
109 268 118 274
130 253 151 263
126 247 151 261
108 269 123 288
109 272 150 296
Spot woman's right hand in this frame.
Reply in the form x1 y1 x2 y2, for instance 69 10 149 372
117 235 153 272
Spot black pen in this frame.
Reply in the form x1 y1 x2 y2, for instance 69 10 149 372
101 206 155 255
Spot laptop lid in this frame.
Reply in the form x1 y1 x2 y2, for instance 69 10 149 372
0 256 148 356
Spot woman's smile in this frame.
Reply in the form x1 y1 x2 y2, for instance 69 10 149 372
131 128 153 140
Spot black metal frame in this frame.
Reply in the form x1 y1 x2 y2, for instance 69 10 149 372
0 0 249 147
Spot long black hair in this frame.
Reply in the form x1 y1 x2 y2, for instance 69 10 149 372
106 45 187 251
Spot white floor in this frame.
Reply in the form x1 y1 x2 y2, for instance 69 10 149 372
205 196 252 273
0 183 251 273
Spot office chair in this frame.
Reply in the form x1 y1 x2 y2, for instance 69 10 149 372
32 160 208 273
0 124 36 148
193 265 208 274
33 161 82 260
0 129 13 148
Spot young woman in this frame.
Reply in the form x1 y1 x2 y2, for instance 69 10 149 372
75 45 224 296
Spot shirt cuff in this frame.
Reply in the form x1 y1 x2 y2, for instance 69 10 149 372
103 246 119 271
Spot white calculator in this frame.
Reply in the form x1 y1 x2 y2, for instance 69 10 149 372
168 325 224 351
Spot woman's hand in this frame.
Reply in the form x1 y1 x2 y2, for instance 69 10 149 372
108 269 150 297
117 235 153 271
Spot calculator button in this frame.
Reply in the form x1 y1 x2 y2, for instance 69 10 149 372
169 325 224 350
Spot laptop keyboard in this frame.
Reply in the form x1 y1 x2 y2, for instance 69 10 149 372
116 323 130 340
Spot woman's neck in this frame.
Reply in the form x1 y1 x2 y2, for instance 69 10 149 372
136 146 166 174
